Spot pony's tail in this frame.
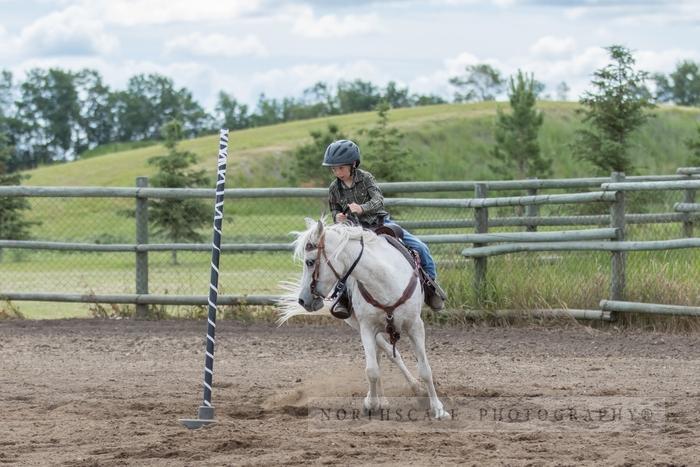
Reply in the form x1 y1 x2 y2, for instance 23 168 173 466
276 279 332 326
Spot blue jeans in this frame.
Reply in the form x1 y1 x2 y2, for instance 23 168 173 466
384 219 437 280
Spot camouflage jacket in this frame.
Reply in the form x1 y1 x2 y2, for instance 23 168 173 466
328 169 388 227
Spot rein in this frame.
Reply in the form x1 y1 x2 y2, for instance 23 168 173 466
307 228 418 357
308 232 364 313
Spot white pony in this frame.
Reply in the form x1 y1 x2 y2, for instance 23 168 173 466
278 218 450 419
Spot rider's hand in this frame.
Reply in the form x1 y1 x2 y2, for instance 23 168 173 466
336 213 347 223
348 203 364 214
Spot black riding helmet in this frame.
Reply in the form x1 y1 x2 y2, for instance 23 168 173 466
322 140 361 167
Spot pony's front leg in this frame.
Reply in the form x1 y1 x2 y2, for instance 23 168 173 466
358 324 383 415
407 318 451 420
375 333 424 397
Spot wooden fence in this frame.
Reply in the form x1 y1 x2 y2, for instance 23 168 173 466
1 168 699 319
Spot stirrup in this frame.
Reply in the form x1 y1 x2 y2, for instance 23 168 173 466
420 270 447 299
330 294 352 319
422 275 447 311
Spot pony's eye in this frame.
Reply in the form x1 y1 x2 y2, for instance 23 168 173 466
305 259 315 267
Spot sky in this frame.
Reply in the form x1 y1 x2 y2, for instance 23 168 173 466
1 0 699 112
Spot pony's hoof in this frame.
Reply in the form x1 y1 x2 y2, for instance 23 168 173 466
363 397 380 415
433 407 451 420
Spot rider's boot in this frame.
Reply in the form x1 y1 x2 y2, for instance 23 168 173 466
330 290 352 319
423 275 447 312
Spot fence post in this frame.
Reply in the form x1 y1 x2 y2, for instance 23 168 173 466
135 176 149 319
610 172 626 303
474 183 489 304
526 178 539 232
682 184 695 238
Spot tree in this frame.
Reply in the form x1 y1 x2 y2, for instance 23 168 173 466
249 93 284 127
687 125 700 166
449 64 504 102
0 71 13 119
302 81 337 116
572 45 655 173
15 68 82 163
115 73 210 141
653 60 700 106
652 72 673 103
75 69 116 153
336 79 382 113
215 91 250 130
382 81 411 109
148 120 211 264
362 102 416 182
0 133 34 262
285 123 347 187
411 94 447 106
490 70 550 180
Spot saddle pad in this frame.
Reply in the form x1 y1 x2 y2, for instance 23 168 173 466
380 234 417 268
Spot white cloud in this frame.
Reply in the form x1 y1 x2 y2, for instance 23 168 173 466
164 33 267 58
444 52 492 75
429 0 516 5
0 25 16 60
635 48 700 74
19 5 118 56
243 61 383 101
563 0 700 26
415 47 613 102
564 6 587 20
513 46 609 99
85 0 264 26
291 5 380 38
530 36 576 58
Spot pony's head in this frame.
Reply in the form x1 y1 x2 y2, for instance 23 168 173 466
293 217 365 312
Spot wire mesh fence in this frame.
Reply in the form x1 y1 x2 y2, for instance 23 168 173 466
1 178 699 318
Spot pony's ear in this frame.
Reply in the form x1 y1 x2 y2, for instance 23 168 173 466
304 217 316 230
315 219 324 237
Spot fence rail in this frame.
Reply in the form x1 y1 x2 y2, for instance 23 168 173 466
600 300 700 317
1 169 699 318
462 238 700 258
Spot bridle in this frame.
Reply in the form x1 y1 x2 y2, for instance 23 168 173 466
305 229 420 356
306 231 364 304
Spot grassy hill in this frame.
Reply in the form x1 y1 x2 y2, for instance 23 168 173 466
24 101 699 189
8 101 700 319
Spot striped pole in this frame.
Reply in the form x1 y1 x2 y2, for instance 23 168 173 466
180 129 229 429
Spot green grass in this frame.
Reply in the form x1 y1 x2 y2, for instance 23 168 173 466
24 102 700 189
78 140 160 159
6 101 700 320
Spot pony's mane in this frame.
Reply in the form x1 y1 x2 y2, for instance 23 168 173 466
292 219 378 262
278 218 393 326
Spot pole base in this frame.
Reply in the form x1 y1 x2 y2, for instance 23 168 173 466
179 405 216 429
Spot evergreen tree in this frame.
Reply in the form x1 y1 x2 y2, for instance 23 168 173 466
362 102 416 182
285 123 347 187
490 70 550 179
148 120 210 264
0 133 34 262
687 125 700 166
572 45 655 173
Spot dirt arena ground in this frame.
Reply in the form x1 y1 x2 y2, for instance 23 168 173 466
1 318 698 466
